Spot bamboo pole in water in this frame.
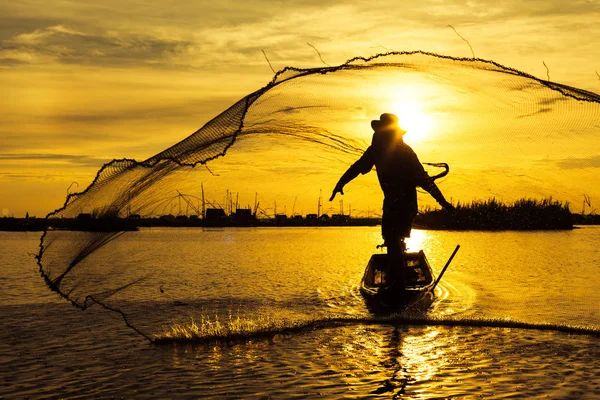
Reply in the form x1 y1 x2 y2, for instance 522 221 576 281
432 245 461 291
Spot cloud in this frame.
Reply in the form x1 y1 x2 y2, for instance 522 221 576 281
537 154 600 170
0 57 28 66
554 155 600 169
2 0 599 73
0 130 132 153
0 16 63 39
0 24 194 66
50 97 234 124
0 172 67 180
0 153 110 168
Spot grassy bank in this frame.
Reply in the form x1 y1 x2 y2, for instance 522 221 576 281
415 198 573 230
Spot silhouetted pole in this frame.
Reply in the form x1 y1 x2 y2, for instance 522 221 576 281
201 183 206 219
318 189 322 217
432 245 461 291
292 196 297 216
225 190 229 215
254 192 258 217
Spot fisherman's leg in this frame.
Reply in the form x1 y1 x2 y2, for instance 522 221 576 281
385 233 397 283
388 236 405 289
382 198 406 287
381 199 397 285
392 213 416 289
383 223 405 288
399 238 406 287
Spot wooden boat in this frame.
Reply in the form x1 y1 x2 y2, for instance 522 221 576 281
360 250 435 311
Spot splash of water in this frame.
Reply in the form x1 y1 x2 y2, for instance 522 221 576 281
154 314 600 344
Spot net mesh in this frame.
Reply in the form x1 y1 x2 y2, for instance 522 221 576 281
36 51 600 340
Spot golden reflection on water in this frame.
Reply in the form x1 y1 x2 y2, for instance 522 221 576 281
368 227 428 252
3 229 600 399
405 229 428 252
400 327 446 390
340 325 455 397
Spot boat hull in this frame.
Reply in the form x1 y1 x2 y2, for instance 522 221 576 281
360 251 435 312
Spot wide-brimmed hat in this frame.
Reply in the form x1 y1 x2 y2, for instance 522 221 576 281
371 113 405 134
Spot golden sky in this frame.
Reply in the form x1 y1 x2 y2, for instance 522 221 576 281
1 0 600 217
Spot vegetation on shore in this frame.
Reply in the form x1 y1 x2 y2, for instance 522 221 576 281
2 198 598 231
415 198 574 230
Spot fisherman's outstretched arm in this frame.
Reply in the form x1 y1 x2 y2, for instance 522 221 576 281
420 180 454 210
330 147 374 201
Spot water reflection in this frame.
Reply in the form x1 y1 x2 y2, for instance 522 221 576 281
405 228 428 252
363 325 452 398
3 229 600 399
369 327 408 397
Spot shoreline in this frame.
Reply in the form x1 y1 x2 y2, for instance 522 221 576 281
1 215 598 232
4 197 593 232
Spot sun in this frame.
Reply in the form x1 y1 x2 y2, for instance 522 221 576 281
389 99 435 144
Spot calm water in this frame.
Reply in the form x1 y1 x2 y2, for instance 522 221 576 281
1 227 599 398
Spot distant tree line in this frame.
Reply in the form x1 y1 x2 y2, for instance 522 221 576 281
2 198 599 231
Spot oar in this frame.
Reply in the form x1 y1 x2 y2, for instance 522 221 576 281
432 244 460 291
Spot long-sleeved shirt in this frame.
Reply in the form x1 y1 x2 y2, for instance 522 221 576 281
337 140 448 215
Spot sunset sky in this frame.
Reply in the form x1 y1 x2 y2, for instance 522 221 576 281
1 0 600 217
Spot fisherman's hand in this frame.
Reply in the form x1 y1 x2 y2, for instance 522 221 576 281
329 184 344 201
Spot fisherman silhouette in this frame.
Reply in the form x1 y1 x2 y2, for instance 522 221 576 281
330 113 454 290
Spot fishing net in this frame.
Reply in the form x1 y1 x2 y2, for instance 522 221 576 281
37 51 600 340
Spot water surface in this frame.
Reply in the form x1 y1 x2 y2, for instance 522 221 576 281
1 227 599 398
